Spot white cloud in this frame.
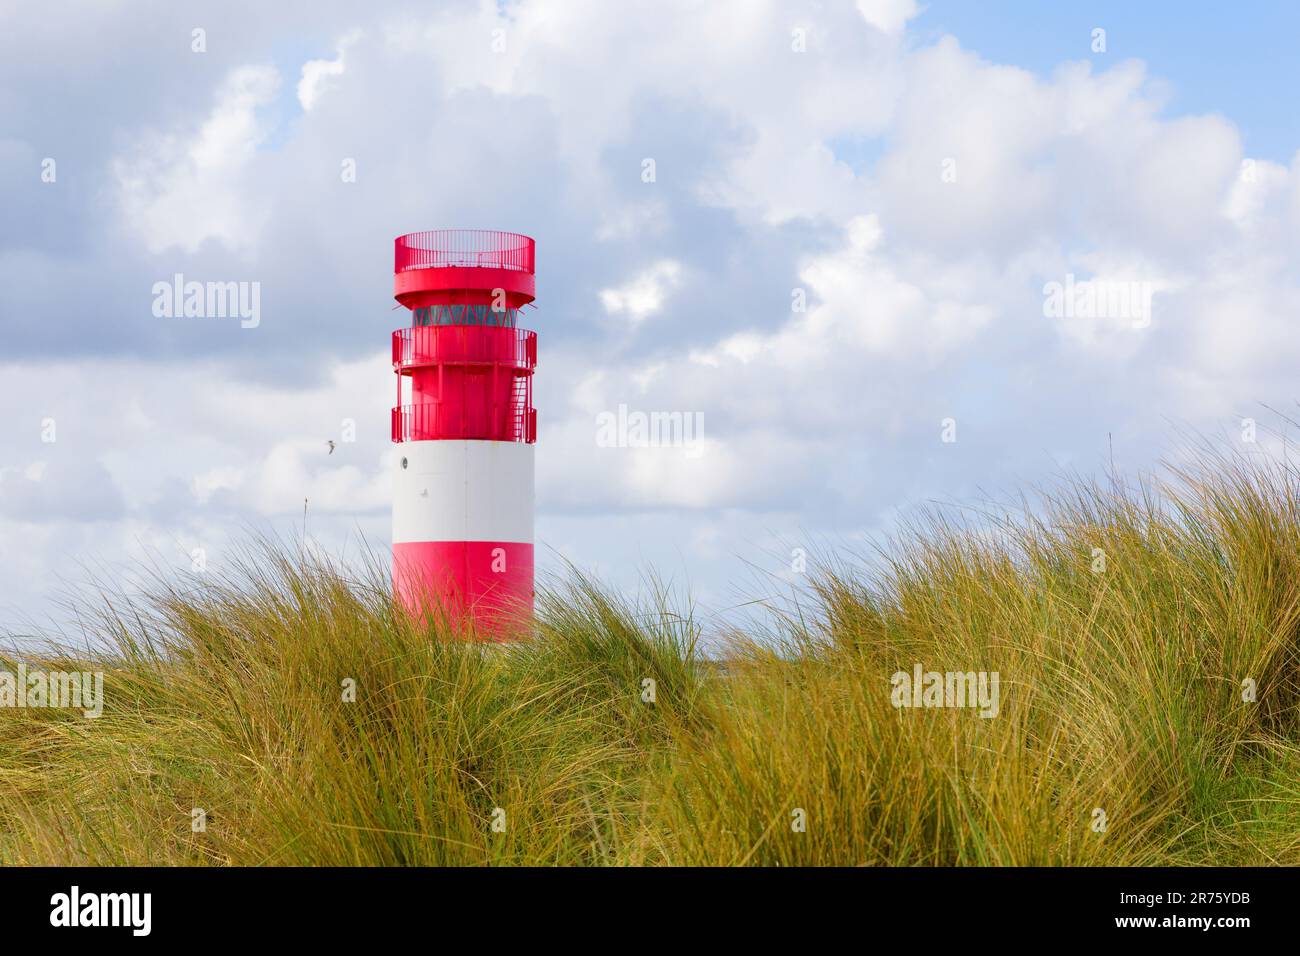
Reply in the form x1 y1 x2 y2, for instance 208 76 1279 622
856 0 920 35
114 65 280 255
192 466 244 504
599 261 685 324
298 31 360 111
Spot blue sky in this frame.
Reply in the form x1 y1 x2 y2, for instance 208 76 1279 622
916 1 1300 161
1 1 1299 638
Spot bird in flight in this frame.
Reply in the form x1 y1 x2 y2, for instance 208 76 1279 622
327 440 336 455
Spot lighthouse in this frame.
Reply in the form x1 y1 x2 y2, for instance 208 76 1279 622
390 230 537 638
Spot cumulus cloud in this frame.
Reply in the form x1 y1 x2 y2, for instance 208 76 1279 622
856 0 920 36
114 65 280 255
298 31 361 111
599 261 684 324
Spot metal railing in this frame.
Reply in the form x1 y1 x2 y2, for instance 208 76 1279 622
391 398 535 444
391 326 536 371
394 230 535 274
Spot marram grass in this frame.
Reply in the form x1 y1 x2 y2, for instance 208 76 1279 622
1 451 1298 865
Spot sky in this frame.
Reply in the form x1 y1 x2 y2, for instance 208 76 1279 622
2 0 1299 639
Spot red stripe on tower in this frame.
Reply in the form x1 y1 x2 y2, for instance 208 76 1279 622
390 230 537 639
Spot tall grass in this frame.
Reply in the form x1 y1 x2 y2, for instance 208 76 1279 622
0 450 1297 865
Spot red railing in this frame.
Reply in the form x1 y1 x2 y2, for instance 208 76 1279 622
391 326 536 372
392 399 535 444
391 325 536 443
395 230 535 274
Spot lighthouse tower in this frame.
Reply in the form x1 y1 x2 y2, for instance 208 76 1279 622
390 230 537 637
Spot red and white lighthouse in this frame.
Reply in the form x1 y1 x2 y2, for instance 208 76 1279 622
389 229 537 638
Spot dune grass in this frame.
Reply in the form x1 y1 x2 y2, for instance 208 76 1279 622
0 449 1298 865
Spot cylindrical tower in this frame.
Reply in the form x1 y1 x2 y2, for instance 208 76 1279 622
390 229 537 638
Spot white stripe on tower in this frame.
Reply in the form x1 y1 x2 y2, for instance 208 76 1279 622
393 440 534 545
